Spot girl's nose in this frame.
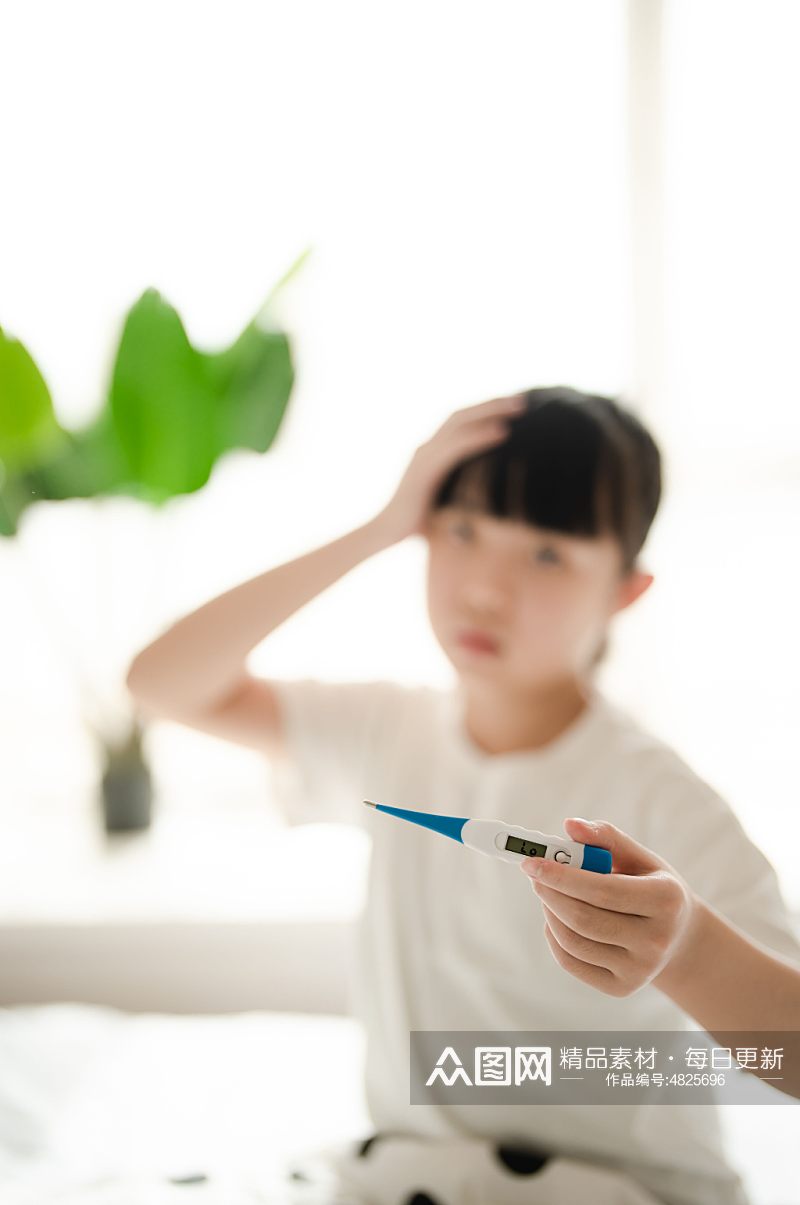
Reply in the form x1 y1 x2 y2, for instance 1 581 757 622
461 571 511 616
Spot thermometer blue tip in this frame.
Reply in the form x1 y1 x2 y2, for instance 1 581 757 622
363 801 468 843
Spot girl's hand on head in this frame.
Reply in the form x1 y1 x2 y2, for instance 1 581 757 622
520 818 700 998
371 395 527 546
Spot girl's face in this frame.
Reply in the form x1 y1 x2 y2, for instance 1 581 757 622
424 506 638 693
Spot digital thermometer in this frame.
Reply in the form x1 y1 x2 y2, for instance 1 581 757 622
363 800 612 873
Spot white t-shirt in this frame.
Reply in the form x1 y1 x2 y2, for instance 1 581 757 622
271 679 799 1205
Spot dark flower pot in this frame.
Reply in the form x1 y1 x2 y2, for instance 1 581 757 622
101 723 153 834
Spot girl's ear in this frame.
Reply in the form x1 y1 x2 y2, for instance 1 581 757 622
612 568 653 615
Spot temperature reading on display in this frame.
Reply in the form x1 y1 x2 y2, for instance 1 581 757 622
505 835 548 859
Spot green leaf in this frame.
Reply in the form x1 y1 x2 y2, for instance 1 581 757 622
109 289 219 501
203 323 294 455
0 326 62 469
1 271 297 533
109 288 294 500
36 408 132 500
0 475 27 536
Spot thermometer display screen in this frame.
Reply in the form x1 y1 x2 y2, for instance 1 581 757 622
505 835 547 858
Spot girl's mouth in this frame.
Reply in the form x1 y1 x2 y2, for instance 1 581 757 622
455 628 500 655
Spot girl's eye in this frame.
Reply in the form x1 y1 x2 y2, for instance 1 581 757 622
532 545 560 565
450 518 474 542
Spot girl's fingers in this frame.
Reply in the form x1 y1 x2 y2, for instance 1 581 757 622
533 879 645 946
563 818 666 875
422 396 526 475
446 395 527 425
413 396 525 486
444 419 511 456
520 856 663 917
419 417 513 479
542 920 618 992
450 414 513 440
541 903 625 970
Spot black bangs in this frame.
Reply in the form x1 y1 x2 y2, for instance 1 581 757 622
433 387 661 570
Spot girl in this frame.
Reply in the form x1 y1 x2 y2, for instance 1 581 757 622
128 388 798 1205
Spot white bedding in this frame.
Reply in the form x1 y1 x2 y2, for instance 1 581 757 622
0 1006 370 1204
0 1006 797 1205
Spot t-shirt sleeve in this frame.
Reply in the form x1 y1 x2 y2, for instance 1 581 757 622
267 678 411 827
641 764 800 964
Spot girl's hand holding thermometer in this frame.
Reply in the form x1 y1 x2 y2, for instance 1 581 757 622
362 801 612 873
522 817 697 998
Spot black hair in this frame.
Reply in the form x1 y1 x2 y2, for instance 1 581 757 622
433 386 662 572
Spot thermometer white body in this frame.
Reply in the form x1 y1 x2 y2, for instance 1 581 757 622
460 818 611 872
363 801 612 874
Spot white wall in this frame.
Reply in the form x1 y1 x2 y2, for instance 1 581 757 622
1 0 798 911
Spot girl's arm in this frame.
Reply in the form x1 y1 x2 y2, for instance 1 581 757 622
126 519 392 752
125 395 525 753
652 893 800 1032
522 818 800 1098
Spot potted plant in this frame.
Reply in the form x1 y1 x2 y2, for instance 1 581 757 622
0 276 296 832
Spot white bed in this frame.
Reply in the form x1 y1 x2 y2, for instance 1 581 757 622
0 1004 370 1205
0 811 797 1204
0 1003 798 1205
